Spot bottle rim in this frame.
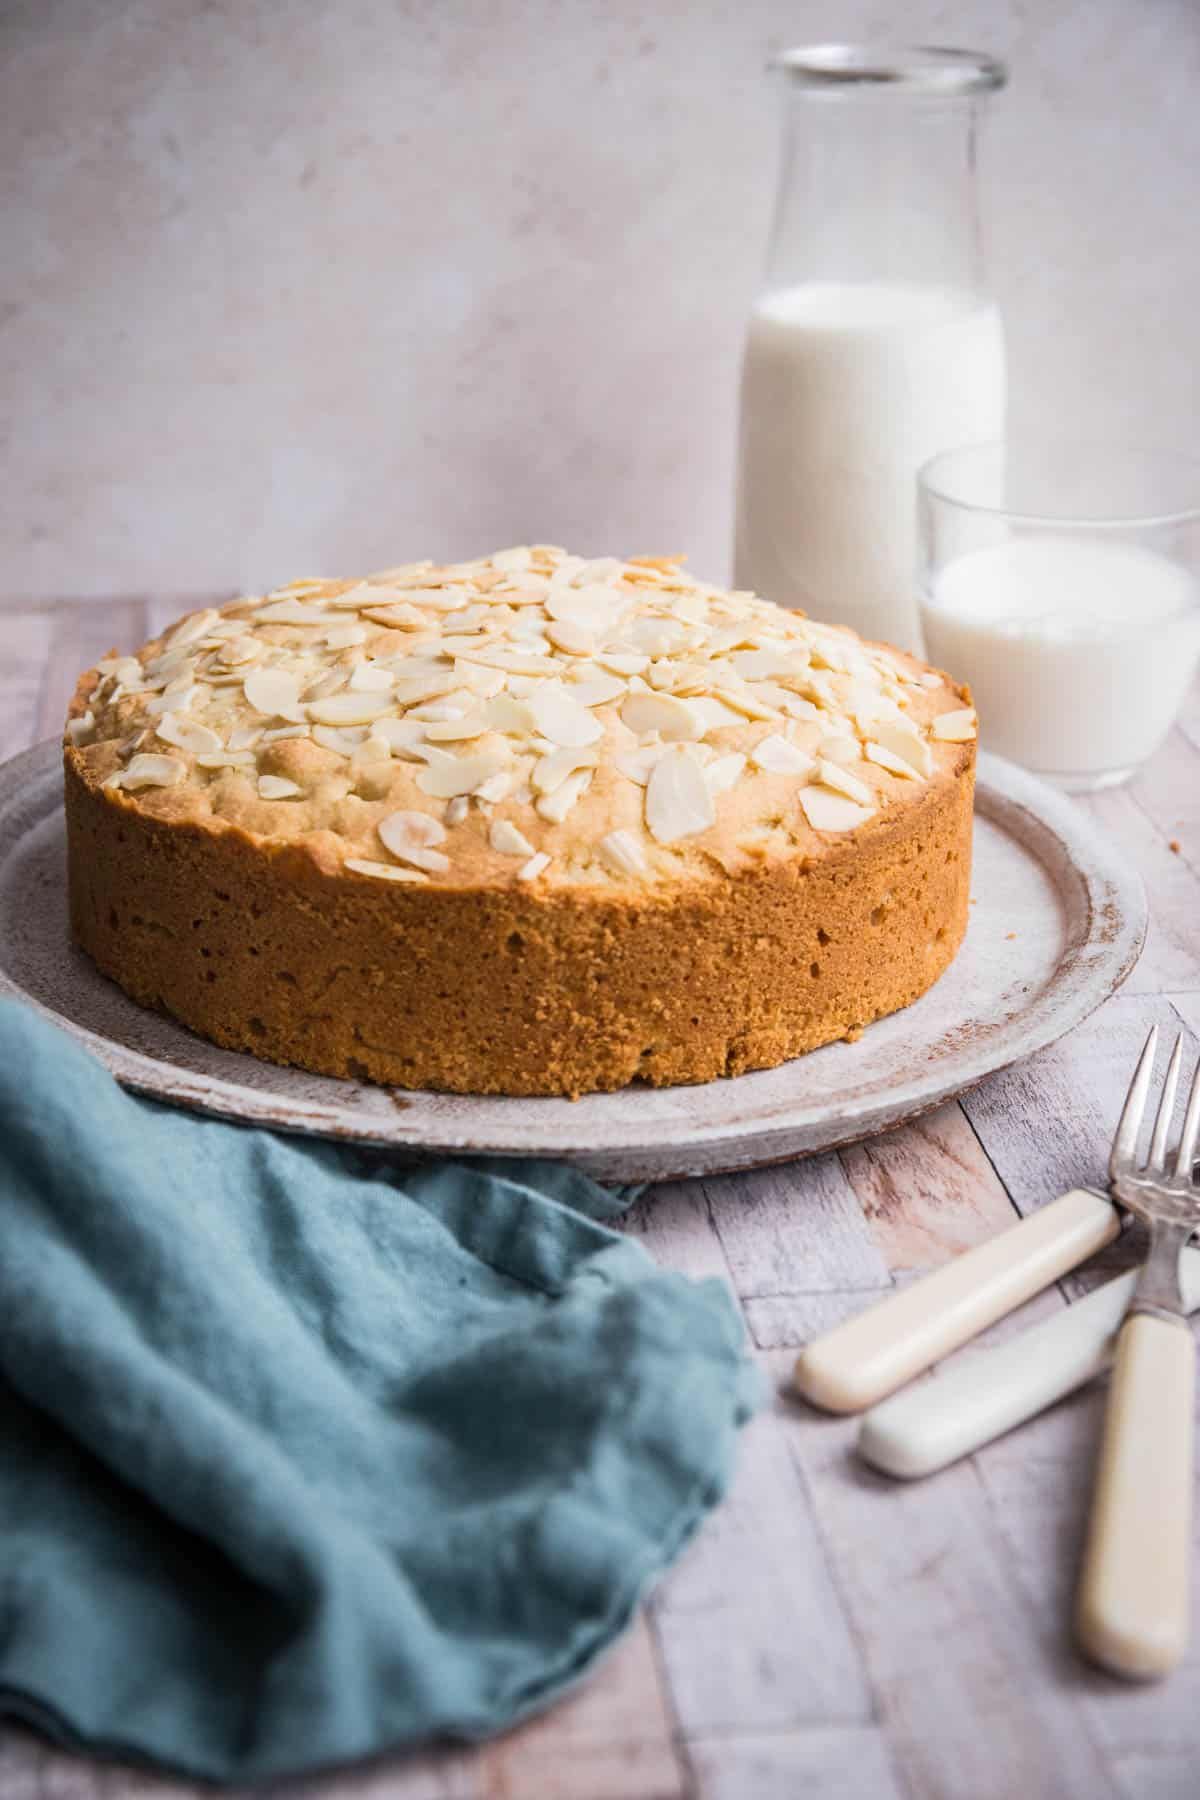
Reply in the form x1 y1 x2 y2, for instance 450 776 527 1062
770 43 1007 97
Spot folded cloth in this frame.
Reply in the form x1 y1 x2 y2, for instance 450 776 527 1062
0 1001 757 1783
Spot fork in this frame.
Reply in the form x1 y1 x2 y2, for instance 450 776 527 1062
1076 1025 1200 1680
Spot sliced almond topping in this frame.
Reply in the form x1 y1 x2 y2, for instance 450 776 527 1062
707 751 747 796
712 685 781 723
490 545 533 572
344 857 427 883
931 708 977 742
118 753 187 791
378 809 451 872
614 744 665 786
244 665 306 722
228 723 264 750
306 692 395 727
415 747 512 800
816 759 874 805
195 750 257 769
258 774 303 800
372 717 428 759
253 599 341 626
620 689 702 743
423 712 489 742
532 746 598 795
218 635 263 666
864 740 921 780
689 695 745 733
645 747 715 844
66 711 95 745
445 796 470 825
311 724 367 756
817 733 860 766
490 818 537 858
545 619 595 656
163 608 220 651
536 768 592 823
870 718 933 777
527 683 603 748
517 851 551 882
799 787 875 834
348 663 395 693
485 693 538 735
475 769 515 804
750 734 815 776
324 621 369 649
568 670 626 708
594 649 649 677
154 712 222 754
597 829 648 877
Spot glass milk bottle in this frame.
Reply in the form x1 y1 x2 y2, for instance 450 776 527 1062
734 45 1008 653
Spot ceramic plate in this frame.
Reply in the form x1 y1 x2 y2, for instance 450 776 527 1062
0 741 1146 1181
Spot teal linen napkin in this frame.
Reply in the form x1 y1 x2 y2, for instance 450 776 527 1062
0 1001 757 1783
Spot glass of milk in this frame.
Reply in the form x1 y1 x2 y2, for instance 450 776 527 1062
734 44 1008 653
919 443 1200 790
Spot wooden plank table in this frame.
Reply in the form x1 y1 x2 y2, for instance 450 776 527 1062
2 598 1198 1800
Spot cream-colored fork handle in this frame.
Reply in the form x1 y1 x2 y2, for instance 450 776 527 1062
1076 1311 1195 1680
793 1188 1120 1414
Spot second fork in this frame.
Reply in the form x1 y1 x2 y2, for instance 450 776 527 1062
1075 1026 1200 1681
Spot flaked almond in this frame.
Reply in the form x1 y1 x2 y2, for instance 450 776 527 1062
597 829 648 877
324 621 369 649
620 689 702 742
517 851 551 881
415 747 511 800
306 691 395 727
378 809 451 872
870 718 932 777
348 662 395 692
532 746 598 795
865 740 920 780
527 683 603 748
163 607 220 651
645 747 715 844
217 635 263 667
490 818 537 858
66 711 95 745
195 750 255 769
816 759 874 805
118 753 187 791
155 712 222 754
546 619 595 656
750 734 815 776
490 545 533 572
344 857 427 883
244 665 306 722
931 708 977 742
372 717 428 758
568 671 626 708
258 774 303 800
536 768 592 823
799 787 875 834
706 752 747 796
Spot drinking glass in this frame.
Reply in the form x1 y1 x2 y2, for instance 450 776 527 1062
918 442 1200 791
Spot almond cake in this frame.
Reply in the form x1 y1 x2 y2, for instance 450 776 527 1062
63 547 976 1096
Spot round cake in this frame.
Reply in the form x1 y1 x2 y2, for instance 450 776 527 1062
63 546 976 1096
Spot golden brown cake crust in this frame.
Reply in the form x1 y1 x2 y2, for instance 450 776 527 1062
63 548 976 1096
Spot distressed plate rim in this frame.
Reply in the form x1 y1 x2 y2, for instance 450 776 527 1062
0 740 1147 1180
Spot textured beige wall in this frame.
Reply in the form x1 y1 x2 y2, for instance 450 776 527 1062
2 0 1197 599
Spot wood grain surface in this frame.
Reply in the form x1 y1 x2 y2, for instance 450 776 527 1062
2 599 1198 1800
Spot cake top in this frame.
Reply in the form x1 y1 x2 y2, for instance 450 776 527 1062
66 546 975 889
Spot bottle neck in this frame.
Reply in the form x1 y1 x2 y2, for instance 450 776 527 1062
764 88 991 298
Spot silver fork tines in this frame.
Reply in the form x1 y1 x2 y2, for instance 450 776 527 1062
1110 1026 1200 1321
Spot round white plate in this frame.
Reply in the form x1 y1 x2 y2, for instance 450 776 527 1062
0 741 1145 1182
